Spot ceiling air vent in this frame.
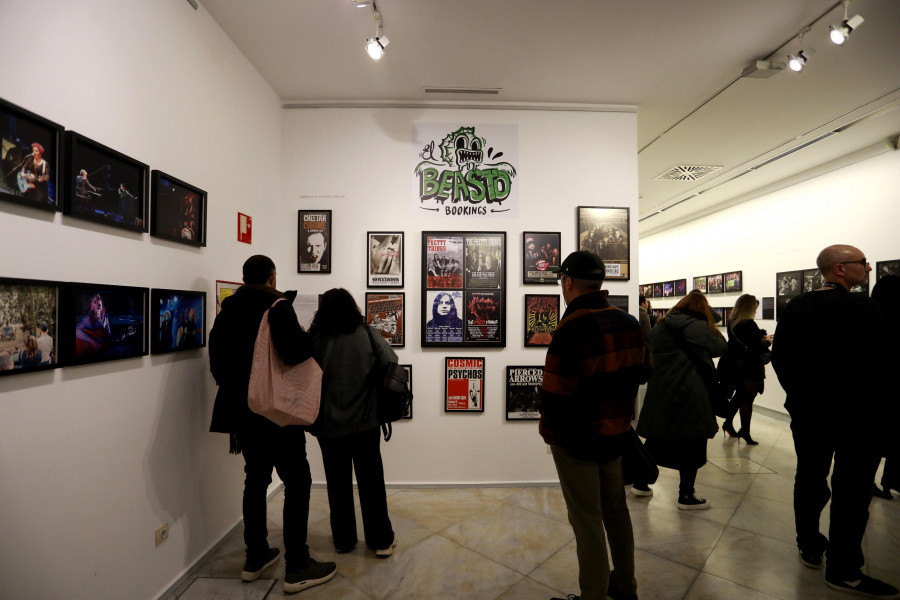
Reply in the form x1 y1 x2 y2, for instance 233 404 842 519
423 87 501 95
655 165 722 181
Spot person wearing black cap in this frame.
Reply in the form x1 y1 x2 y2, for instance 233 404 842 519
541 251 652 600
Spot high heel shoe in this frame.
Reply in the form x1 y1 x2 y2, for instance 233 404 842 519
722 422 738 438
737 430 758 445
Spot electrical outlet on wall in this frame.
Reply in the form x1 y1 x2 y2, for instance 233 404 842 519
155 523 170 547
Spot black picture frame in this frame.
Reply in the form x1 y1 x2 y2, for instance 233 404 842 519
365 292 405 347
775 270 804 320
298 209 332 273
707 273 724 294
653 283 664 298
367 232 404 288
445 357 485 413
608 295 630 312
0 97 64 212
150 289 207 355
876 259 900 281
506 365 543 421
0 277 62 376
802 268 825 293
524 294 559 347
422 231 506 348
723 270 743 293
150 170 207 247
662 281 674 297
710 307 726 326
61 282 148 366
576 206 630 280
400 365 412 419
692 275 708 293
641 284 653 299
64 131 148 233
674 279 687 296
523 231 561 284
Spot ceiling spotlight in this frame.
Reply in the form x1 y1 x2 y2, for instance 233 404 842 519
352 1 372 7
788 51 807 72
829 15 864 44
365 36 389 60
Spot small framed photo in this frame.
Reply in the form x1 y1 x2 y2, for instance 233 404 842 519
662 281 674 297
723 270 743 293
524 294 559 347
608 295 629 312
692 275 708 293
0 277 62 376
365 292 405 347
0 97 64 212
367 232 404 288
707 273 724 294
641 284 653 298
215 280 241 314
710 307 725 326
400 364 412 419
506 366 543 421
298 209 332 273
64 131 148 233
674 279 687 296
445 357 485 412
876 260 900 281
151 289 207 354
802 269 824 293
523 232 561 284
577 206 630 280
653 283 663 298
150 170 207 247
61 283 148 366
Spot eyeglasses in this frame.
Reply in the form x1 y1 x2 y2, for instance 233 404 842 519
557 273 567 285
839 258 869 267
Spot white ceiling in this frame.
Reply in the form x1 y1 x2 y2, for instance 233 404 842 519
199 0 900 235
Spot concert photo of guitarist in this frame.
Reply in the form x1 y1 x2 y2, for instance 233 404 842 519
19 143 50 204
74 292 136 358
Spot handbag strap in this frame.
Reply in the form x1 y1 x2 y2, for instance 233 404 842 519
364 326 394 441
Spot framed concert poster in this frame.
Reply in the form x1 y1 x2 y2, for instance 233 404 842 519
64 131 148 233
707 273 724 294
0 97 64 212
692 275 707 293
297 209 331 273
215 280 241 314
400 364 413 419
61 282 148 366
365 292 405 347
723 270 743 293
367 232 404 288
524 294 558 347
506 365 543 421
150 289 207 355
674 279 687 296
576 206 630 280
523 231 561 284
422 231 506 348
0 277 62 376
445 357 485 413
150 170 207 247
876 259 900 281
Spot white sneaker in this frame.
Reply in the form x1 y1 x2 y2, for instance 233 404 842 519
375 537 397 558
631 484 653 497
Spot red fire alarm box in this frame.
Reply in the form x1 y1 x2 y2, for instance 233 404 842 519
238 212 252 244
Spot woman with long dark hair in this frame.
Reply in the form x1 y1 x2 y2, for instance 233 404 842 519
308 288 397 556
636 291 728 509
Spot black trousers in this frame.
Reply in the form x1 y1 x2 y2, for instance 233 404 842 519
238 424 311 571
317 427 394 550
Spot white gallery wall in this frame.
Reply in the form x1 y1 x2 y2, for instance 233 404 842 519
639 148 900 414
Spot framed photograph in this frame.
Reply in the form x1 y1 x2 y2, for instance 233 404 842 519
761 297 775 320
876 260 900 281
151 289 206 354
724 307 733 326
707 274 724 294
641 284 653 298
367 232 404 288
674 279 687 296
445 357 485 412
215 280 241 314
850 278 869 297
692 275 707 293
577 206 630 280
422 231 506 348
524 294 559 347
802 268 825 293
297 209 331 273
723 270 743 293
0 277 62 376
400 365 412 419
61 283 147 366
652 308 667 320
365 292 405 347
523 232 561 284
653 283 663 298
150 170 207 247
64 131 148 233
608 295 629 312
0 97 64 212
710 307 725 326
506 366 543 420
662 281 674 297
775 270 804 320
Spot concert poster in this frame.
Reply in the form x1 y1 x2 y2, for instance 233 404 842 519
577 206 630 280
445 357 485 412
365 292 405 347
465 290 502 343
524 294 558 347
215 280 241 314
506 366 543 420
400 365 413 419
367 232 404 288
707 273 724 294
151 289 206 355
674 279 687 296
523 232 561 284
724 270 743 293
424 290 463 343
425 234 463 288
802 268 824 293
150 170 207 247
0 98 63 212
297 210 331 273
464 235 503 289
692 276 707 294
63 283 147 366
0 277 62 376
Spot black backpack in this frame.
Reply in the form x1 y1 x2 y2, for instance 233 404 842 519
364 327 412 441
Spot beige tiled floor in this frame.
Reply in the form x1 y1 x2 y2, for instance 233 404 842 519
163 413 900 599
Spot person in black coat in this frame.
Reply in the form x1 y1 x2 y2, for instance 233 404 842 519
871 274 900 500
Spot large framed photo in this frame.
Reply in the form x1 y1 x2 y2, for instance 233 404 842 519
723 270 743 293
64 131 148 233
151 289 206 354
298 210 331 273
506 365 543 421
0 97 64 212
365 292 405 347
422 231 506 348
400 365 413 419
367 232 403 288
0 277 62 376
61 283 147 366
876 259 900 280
215 280 241 314
577 206 630 280
150 170 207 247
524 294 559 347
523 232 561 284
692 275 707 293
445 357 485 413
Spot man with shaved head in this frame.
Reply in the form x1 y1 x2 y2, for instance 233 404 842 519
772 245 897 598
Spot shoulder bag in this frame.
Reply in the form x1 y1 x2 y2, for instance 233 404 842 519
669 321 731 418
622 427 659 485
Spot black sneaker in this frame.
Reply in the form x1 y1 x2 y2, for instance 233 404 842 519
677 494 710 510
283 557 337 594
799 547 823 569
824 574 900 598
241 547 280 582
608 570 638 600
